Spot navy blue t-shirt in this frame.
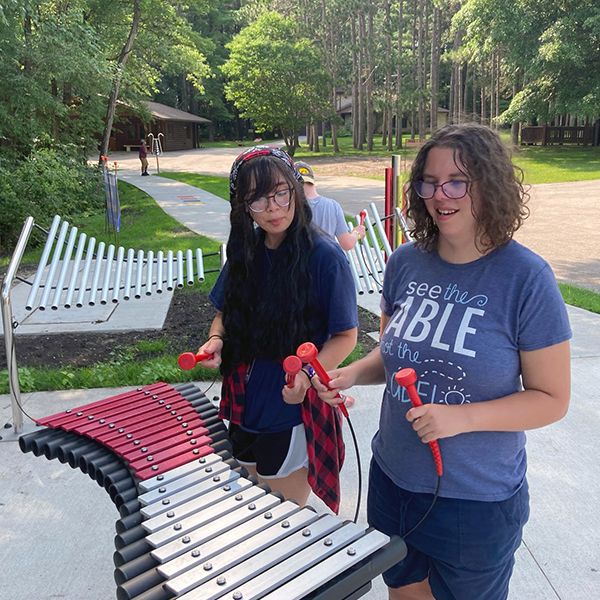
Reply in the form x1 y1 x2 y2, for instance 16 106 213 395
210 233 358 432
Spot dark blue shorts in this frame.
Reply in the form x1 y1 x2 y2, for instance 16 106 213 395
367 458 530 600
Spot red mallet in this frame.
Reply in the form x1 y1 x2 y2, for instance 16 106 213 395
283 355 303 388
359 210 367 226
296 342 349 418
394 368 443 476
178 350 214 371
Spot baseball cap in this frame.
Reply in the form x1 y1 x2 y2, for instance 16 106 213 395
295 161 315 185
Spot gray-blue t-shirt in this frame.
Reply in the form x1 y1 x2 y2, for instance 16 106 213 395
309 195 348 239
375 240 572 501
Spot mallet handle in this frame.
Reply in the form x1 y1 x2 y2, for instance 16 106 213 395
296 342 349 418
395 368 443 476
283 355 303 388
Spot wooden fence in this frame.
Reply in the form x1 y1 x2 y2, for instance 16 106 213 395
521 125 596 146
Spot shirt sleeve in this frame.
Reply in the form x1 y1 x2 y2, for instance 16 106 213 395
518 264 572 351
380 248 401 317
327 253 359 334
208 263 228 311
312 239 358 335
334 202 350 237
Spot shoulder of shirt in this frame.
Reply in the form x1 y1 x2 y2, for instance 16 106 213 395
311 231 347 261
494 240 551 273
314 194 335 203
388 241 419 262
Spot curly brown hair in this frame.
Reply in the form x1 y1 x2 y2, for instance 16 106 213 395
407 124 529 252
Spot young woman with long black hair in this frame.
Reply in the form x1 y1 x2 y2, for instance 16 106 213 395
196 146 358 511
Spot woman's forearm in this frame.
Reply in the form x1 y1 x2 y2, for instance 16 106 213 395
209 311 224 338
318 328 358 370
348 346 386 385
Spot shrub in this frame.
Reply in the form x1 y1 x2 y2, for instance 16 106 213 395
0 146 104 253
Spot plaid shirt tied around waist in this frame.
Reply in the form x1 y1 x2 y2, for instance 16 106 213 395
219 364 345 513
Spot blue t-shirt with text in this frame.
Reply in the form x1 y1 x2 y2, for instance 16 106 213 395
375 240 571 501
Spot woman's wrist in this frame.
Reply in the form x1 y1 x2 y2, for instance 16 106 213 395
207 333 223 341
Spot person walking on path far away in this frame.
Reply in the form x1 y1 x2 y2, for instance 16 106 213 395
296 161 365 250
139 139 149 176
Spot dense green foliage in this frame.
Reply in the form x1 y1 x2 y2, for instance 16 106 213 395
1 1 598 248
222 11 330 153
455 0 600 122
0 145 103 252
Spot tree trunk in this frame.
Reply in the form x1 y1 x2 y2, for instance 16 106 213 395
384 0 393 151
99 0 142 161
351 17 360 148
365 9 374 151
312 123 320 152
409 0 418 140
430 7 440 133
495 52 501 127
395 0 404 149
462 63 469 117
489 52 495 128
511 68 522 145
357 12 366 150
480 57 486 125
331 87 340 152
417 0 426 140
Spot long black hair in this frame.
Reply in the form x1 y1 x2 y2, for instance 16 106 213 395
221 154 314 372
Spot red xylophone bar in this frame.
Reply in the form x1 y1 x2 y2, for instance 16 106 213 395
283 355 303 387
36 383 172 427
296 342 349 418
394 368 443 476
178 350 214 370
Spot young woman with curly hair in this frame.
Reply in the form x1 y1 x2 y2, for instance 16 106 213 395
196 146 357 511
314 124 571 599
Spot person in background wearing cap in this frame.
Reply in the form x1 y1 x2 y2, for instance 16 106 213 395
295 161 365 251
193 146 358 512
139 139 149 176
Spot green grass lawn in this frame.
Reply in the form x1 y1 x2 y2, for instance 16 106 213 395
9 180 222 268
513 145 600 184
196 133 600 185
160 173 230 200
293 135 419 160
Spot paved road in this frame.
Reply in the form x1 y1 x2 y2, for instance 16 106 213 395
110 148 600 293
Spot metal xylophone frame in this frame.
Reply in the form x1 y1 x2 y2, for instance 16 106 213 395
1 206 411 434
344 202 412 295
19 382 408 600
1 215 225 433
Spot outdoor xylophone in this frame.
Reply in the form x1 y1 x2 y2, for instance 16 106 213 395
19 382 407 599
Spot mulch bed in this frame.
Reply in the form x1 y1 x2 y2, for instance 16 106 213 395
1 289 380 369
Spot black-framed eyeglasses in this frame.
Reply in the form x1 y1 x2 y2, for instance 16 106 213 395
413 180 469 200
247 187 292 213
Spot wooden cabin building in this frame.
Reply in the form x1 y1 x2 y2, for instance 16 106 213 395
110 101 211 152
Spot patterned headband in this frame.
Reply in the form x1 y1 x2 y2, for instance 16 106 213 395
229 145 303 201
